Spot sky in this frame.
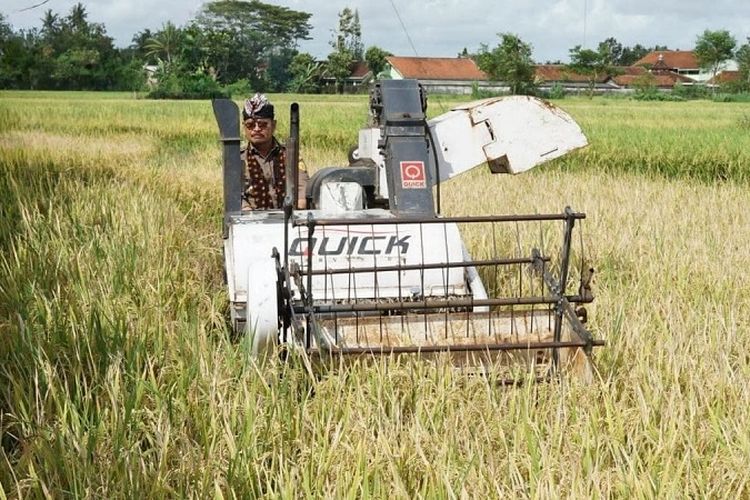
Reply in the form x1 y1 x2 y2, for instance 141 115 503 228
3 0 750 63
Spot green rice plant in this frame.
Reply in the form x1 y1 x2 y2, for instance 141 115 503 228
1 91 750 497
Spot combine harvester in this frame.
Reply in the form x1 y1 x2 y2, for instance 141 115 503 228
213 80 603 381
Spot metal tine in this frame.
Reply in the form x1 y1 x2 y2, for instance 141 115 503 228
346 225 356 302
319 225 335 345
419 223 427 342
305 216 314 351
463 221 470 343
491 220 498 297
355 311 360 346
395 223 405 334
442 222 450 298
515 220 523 299
369 223 385 344
322 226 329 303
323 226 340 345
294 223 305 341
442 222 449 341
334 308 339 346
490 220 498 339
345 224 360 345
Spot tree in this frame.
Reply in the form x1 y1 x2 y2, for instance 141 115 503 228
326 7 363 93
619 43 650 66
0 14 24 88
28 3 121 90
333 7 363 59
326 50 354 94
288 52 321 93
144 22 183 65
0 13 11 45
68 3 87 31
694 29 736 89
476 33 535 95
567 45 614 97
40 10 60 37
736 38 750 89
192 0 312 88
0 6 138 91
597 37 623 65
364 46 391 79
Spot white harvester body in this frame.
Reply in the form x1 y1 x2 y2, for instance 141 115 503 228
225 210 484 354
213 81 602 378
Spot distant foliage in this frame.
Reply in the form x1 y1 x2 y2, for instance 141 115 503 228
288 52 322 93
546 82 566 99
146 66 229 99
475 33 536 95
325 7 362 94
0 4 136 90
694 30 736 90
0 1 313 93
712 93 750 103
672 82 711 100
567 45 615 98
365 46 392 79
736 38 750 91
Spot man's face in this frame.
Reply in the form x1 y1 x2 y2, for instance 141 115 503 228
244 118 275 147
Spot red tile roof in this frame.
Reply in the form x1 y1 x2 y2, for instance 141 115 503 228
634 51 699 70
613 72 694 88
617 66 647 76
708 70 741 84
350 61 370 79
386 57 487 80
534 65 610 83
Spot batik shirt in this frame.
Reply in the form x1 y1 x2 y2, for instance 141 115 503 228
242 139 287 210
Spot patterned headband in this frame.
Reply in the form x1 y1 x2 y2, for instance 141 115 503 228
243 93 274 119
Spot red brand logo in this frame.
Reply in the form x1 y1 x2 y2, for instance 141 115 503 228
400 161 426 189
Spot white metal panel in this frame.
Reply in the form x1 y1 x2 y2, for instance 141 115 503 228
428 95 588 183
285 222 469 301
225 209 472 307
357 127 388 197
319 182 364 212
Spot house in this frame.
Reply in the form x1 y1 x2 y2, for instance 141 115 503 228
332 51 742 95
320 61 372 93
633 50 739 83
707 70 742 85
143 64 159 87
382 56 502 94
533 64 617 91
611 65 694 89
346 61 372 88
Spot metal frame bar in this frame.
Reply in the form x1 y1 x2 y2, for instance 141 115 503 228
292 212 586 228
280 206 602 375
295 295 593 315
309 339 606 356
299 256 550 276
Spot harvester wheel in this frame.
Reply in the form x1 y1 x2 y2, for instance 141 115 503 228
347 145 360 164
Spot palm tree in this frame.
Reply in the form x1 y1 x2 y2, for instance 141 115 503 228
68 3 87 32
144 22 182 65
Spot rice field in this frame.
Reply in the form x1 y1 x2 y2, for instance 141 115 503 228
1 90 750 497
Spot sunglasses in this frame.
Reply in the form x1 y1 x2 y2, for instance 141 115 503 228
244 120 272 130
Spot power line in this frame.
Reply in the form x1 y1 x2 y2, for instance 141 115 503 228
388 0 419 56
16 0 50 13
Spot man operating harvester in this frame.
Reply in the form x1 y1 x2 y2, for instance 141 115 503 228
241 93 308 210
